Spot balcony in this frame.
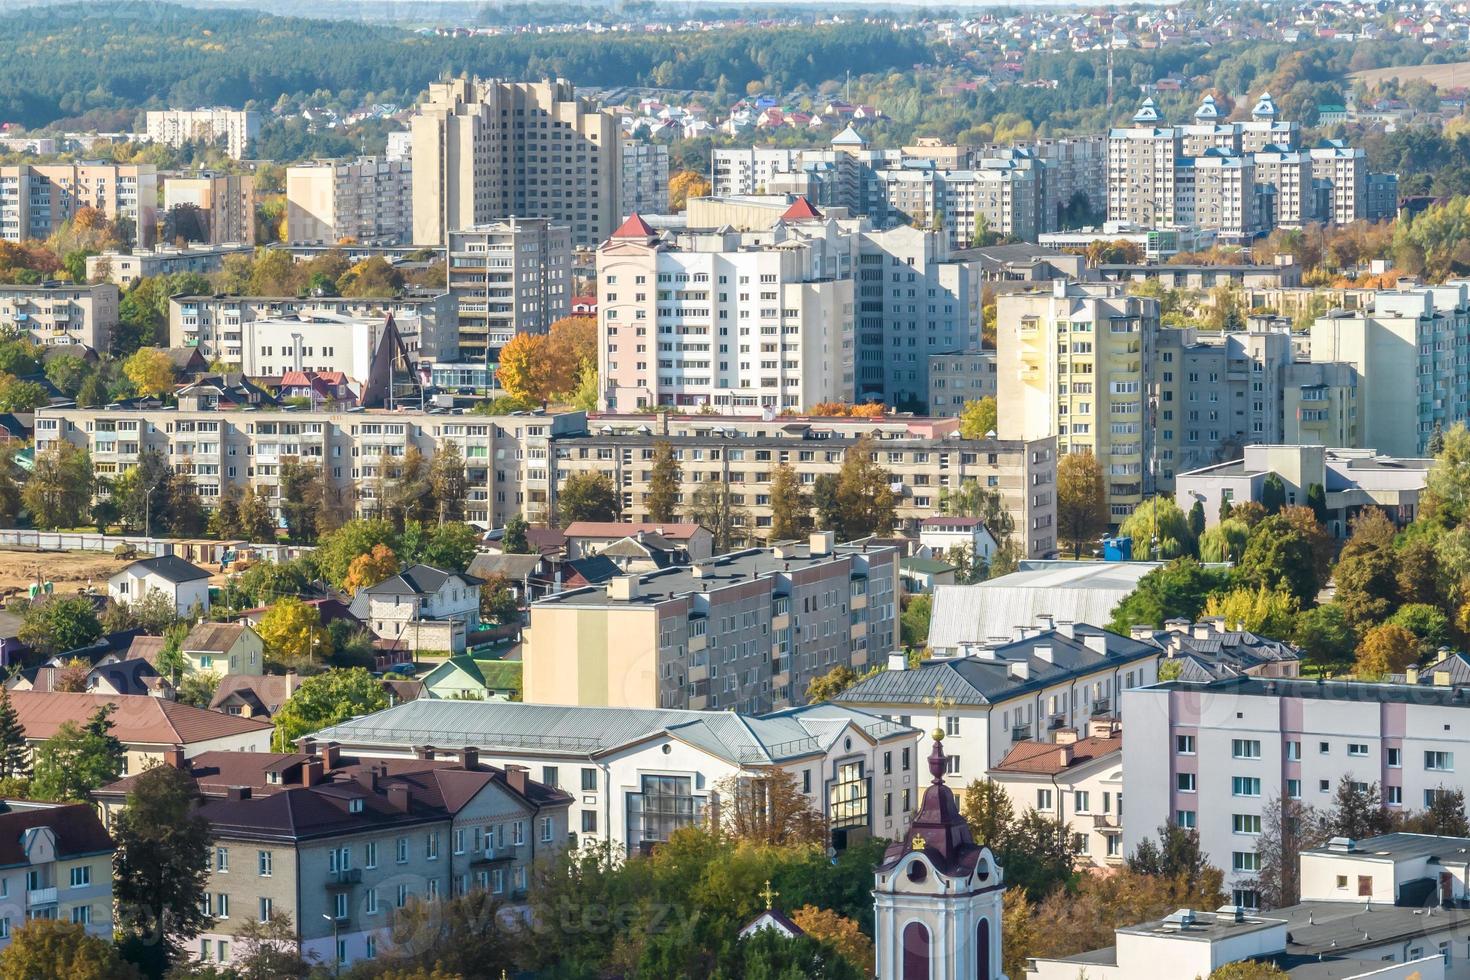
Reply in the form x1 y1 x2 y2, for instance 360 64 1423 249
1011 725 1032 742
1091 697 1111 716
687 634 707 654
26 887 56 907
689 664 708 683
326 867 362 889
772 612 790 631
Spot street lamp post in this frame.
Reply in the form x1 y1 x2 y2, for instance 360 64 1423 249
322 913 340 976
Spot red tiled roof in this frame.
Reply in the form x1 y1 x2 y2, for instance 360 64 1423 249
611 213 657 239
990 735 1121 775
9 692 271 746
780 197 823 221
565 521 706 541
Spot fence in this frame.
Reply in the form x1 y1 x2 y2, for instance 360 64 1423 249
0 530 311 565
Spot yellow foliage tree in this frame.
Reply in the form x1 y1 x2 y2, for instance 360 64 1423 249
122 348 176 398
495 333 552 403
1203 585 1299 637
959 397 998 439
668 170 712 210
545 315 597 397
344 543 400 594
789 906 874 974
255 596 325 669
1354 623 1419 678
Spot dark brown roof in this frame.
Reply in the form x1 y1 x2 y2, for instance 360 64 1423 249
124 636 167 665
990 735 1121 776
183 622 252 653
0 802 113 865
9 692 271 745
210 674 298 716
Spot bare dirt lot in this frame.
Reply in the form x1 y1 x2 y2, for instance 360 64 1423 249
0 549 143 595
1350 61 1470 87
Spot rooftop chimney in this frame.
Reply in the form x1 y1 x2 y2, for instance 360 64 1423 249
355 767 378 793
505 764 530 796
413 745 436 761
887 652 908 672
164 747 187 770
1008 661 1031 681
303 759 325 787
809 530 835 557
1193 624 1212 640
462 747 480 771
1407 666 1421 685
1083 634 1109 656
225 786 251 802
1054 727 1079 746
1036 614 1055 631
1056 621 1075 639
608 575 640 601
1034 645 1054 664
1435 671 1452 687
387 784 410 812
301 737 318 757
322 742 341 770
1088 718 1119 739
1056 744 1074 767
1130 624 1153 640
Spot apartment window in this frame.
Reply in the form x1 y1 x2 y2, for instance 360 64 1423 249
364 842 377 869
946 716 960 737
1232 852 1260 873
1387 747 1402 768
1319 741 1330 755
1176 735 1195 755
257 851 272 877
543 766 559 788
1176 773 1196 793
426 832 440 860
582 768 598 792
1231 739 1261 760
883 751 892 776
541 817 554 843
0 917 10 939
1287 779 1302 799
902 748 911 771
333 893 348 920
1232 814 1262 835
1037 789 1053 810
396 884 409 908
215 847 229 872
1232 777 1261 797
217 894 228 918
366 935 377 960
70 906 91 925
366 887 380 915
629 775 697 843
1232 889 1260 911
1074 791 1090 814
396 838 408 864
1176 810 1196 829
1348 743 1368 758
1387 785 1403 806
69 867 90 888
1285 741 1300 761
1427 751 1455 772
1319 779 1331 793
582 810 598 834
258 898 272 922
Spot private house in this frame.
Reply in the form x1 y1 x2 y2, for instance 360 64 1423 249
987 721 1123 867
899 556 957 594
349 565 483 655
563 521 714 561
181 623 264 676
917 516 998 564
0 802 115 949
107 555 212 617
209 673 303 719
421 655 491 700
7 692 272 772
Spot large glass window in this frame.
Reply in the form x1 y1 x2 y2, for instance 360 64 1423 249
628 775 697 845
829 761 869 829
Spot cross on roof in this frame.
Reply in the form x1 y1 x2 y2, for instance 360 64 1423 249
760 879 779 910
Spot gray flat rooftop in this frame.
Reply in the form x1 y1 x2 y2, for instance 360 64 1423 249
1301 832 1470 863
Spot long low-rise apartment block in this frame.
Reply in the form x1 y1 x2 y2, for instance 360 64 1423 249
525 531 896 713
0 282 119 351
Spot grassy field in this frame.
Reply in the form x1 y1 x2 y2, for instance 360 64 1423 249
1350 61 1470 87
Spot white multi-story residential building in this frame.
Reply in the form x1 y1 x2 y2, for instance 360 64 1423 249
312 697 923 853
620 139 670 214
0 282 119 351
285 157 412 245
1311 140 1369 225
410 78 620 248
526 533 897 713
981 136 1108 232
712 147 804 197
597 209 856 413
1121 669 1470 906
232 311 411 390
1252 148 1315 228
988 721 1124 866
0 163 157 246
1309 284 1470 457
88 243 256 288
836 623 1160 794
997 280 1161 520
145 108 260 159
169 291 458 364
446 219 572 364
161 174 255 245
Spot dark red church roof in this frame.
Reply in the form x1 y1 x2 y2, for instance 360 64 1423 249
880 734 987 878
780 197 823 221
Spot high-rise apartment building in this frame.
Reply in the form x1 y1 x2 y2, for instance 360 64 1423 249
1310 140 1368 225
162 174 256 245
285 157 412 245
997 281 1160 522
597 209 855 413
409 78 620 248
446 219 573 364
0 164 157 246
620 139 670 214
145 108 260 160
980 136 1107 232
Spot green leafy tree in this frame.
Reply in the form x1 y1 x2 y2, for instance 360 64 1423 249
1387 603 1452 659
1203 585 1299 638
1056 450 1108 558
272 668 388 751
0 687 29 778
501 514 530 554
1260 473 1287 514
1292 603 1357 671
646 440 682 524
1108 559 1230 633
22 442 94 528
1333 512 1402 634
30 706 124 801
235 484 277 542
1117 495 1195 559
806 665 859 703
1421 421 1470 527
811 473 841 533
557 471 620 525
1322 777 1394 840
1402 787 1470 837
113 763 213 960
958 396 998 439
314 518 398 588
900 593 932 648
833 435 896 540
0 919 141 980
961 778 1015 847
19 596 102 658
479 574 520 627
402 521 479 572
1305 482 1328 522
1234 513 1323 604
689 482 746 554
1199 518 1249 563
768 462 810 542
277 459 329 543
429 441 468 523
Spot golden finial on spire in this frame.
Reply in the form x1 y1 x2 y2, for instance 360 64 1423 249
911 833 928 851
759 879 779 911
928 682 956 742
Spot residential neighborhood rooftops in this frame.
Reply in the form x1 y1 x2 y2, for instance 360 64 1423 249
990 733 1121 775
564 521 708 541
362 564 483 596
182 622 252 652
115 554 212 584
0 802 114 865
8 692 271 745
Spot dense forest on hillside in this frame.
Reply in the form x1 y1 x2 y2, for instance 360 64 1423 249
0 3 931 128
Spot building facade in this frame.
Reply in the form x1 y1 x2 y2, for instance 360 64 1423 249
620 139 670 214
145 108 260 159
0 802 115 949
927 350 997 417
0 164 157 246
447 219 572 364
88 244 256 288
161 174 256 245
410 78 620 248
0 282 119 351
286 157 412 245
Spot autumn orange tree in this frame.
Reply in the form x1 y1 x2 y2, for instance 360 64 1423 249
714 769 827 847
668 170 712 210
807 402 886 418
790 906 873 975
495 333 552 402
344 543 400 593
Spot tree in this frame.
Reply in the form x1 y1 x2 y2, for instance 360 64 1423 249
429 441 468 523
272 667 388 751
1234 512 1324 604
1056 451 1108 558
766 462 811 543
1203 586 1299 639
812 473 841 534
901 593 932 648
1421 421 1470 527
1305 482 1328 522
1260 473 1287 514
0 374 47 412
122 348 175 398
235 484 276 542
495 333 551 403
789 906 873 976
714 769 827 846
1108 559 1230 633
1403 787 1470 837
833 435 896 540
30 706 124 801
958 396 998 439
806 665 859 703
1127 824 1216 891
558 472 620 525
646 441 682 524
374 893 518 979
1387 602 1452 660
256 596 325 669
1322 777 1394 841
1292 603 1357 671
1117 495 1195 559
1199 518 1250 563
277 459 329 542
113 764 212 959
19 596 102 658
22 442 94 529
54 658 90 693
689 482 746 553
502 514 531 554
1249 794 1325 909
344 543 400 594
1187 500 1206 540
669 170 712 210
1208 963 1290 979
479 574 520 627
0 919 141 980
337 256 402 298
545 315 598 397
174 671 219 709
229 912 312 980
1354 623 1420 677
315 518 397 588
961 779 1016 847
0 687 29 779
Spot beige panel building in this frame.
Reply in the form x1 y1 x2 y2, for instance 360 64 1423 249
447 219 572 363
997 281 1159 522
0 163 157 246
145 108 260 160
524 533 898 713
0 282 119 351
162 173 256 245
286 157 411 245
410 78 620 248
